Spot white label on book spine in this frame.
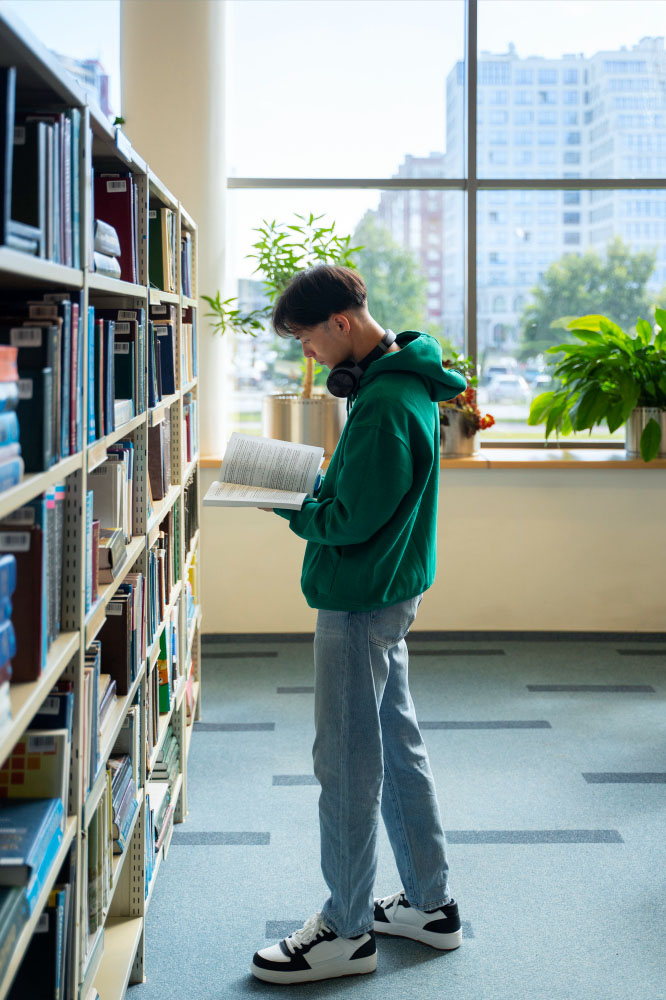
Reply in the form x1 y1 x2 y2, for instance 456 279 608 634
0 532 30 552
107 602 123 616
114 323 131 334
40 696 60 714
27 735 56 753
114 342 130 354
107 180 127 192
10 328 42 347
152 304 167 315
18 379 33 400
156 327 168 336
36 913 49 933
149 210 157 219
117 311 136 321
1 507 35 525
13 126 25 145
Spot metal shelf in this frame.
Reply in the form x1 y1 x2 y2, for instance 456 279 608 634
0 452 83 522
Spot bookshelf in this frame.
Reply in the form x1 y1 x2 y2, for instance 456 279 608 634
0 8 202 999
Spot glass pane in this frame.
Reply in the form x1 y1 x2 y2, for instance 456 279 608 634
477 0 666 179
219 189 464 435
476 188 664 441
5 1 121 121
228 0 464 178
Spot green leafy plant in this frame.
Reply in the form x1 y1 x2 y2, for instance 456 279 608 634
528 311 666 460
203 213 362 397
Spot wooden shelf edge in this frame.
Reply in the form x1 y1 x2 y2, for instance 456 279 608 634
1 631 80 766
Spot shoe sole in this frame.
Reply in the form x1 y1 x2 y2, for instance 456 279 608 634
373 922 462 950
250 953 377 984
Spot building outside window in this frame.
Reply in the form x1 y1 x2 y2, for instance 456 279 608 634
227 0 666 443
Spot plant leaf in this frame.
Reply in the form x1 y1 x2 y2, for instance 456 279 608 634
528 391 555 425
640 418 662 462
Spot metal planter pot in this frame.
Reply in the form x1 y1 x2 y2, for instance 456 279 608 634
625 407 666 458
263 392 347 458
440 408 480 458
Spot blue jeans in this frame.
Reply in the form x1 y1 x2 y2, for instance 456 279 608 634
313 594 451 938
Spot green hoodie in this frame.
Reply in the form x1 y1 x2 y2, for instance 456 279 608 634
274 331 467 611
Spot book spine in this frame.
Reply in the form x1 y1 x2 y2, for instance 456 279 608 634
84 491 93 614
87 306 95 443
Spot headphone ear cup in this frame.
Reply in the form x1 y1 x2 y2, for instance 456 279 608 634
326 362 360 398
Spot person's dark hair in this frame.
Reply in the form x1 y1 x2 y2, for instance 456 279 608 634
272 264 367 338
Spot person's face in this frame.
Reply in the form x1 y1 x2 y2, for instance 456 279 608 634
292 314 351 369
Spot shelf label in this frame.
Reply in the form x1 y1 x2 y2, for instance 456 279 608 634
0 532 30 551
18 379 33 400
11 328 42 347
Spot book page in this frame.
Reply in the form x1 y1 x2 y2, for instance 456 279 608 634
203 481 306 510
220 433 323 495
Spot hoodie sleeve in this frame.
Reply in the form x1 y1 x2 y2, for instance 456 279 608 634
273 422 413 546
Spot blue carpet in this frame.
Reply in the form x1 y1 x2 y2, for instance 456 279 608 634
130 639 666 999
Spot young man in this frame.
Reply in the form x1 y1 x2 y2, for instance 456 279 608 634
250 265 467 985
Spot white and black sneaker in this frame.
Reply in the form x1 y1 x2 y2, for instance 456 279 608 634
373 890 462 950
250 913 377 984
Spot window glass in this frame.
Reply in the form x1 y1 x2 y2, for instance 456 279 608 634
223 189 464 436
478 0 666 178
476 189 662 441
228 0 464 178
5 0 120 120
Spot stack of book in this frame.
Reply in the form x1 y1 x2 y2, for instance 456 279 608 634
151 723 179 786
89 439 135 544
145 781 172 858
181 305 197 385
148 207 177 293
107 753 138 855
1 66 81 265
92 170 139 284
92 219 122 279
0 484 67 683
0 798 64 914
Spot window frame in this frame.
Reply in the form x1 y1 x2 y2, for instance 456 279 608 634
227 0 666 448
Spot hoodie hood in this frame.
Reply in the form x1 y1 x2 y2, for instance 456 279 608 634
359 330 467 403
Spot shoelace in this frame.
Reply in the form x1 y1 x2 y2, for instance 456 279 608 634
284 913 331 955
377 890 405 911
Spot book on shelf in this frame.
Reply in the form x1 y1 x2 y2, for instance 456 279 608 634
148 207 177 293
0 887 30 988
180 230 193 297
0 517 53 683
97 571 144 697
204 433 324 510
0 727 71 806
97 673 117 733
183 391 198 464
11 117 46 259
93 218 120 258
149 302 176 396
92 249 121 279
93 170 138 284
157 606 178 714
7 878 73 1000
94 306 146 418
0 797 64 912
88 448 135 543
113 704 140 794
181 305 197 384
97 526 126 585
0 68 42 257
152 724 179 784
147 418 171 503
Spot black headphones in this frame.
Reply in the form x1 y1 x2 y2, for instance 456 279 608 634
326 329 397 398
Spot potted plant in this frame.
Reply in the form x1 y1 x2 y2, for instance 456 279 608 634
440 355 495 457
203 213 361 455
527 312 666 461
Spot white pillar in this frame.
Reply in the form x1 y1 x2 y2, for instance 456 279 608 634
120 0 231 456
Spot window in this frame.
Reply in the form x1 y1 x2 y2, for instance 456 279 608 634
227 0 666 445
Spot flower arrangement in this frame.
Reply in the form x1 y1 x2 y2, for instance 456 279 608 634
440 356 495 437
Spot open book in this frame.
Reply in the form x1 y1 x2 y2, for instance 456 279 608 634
203 433 324 510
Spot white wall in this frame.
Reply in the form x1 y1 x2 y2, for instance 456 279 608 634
200 465 666 634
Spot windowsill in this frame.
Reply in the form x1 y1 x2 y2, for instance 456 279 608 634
439 448 666 469
201 448 666 471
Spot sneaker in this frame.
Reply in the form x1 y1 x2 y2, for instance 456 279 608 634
373 890 462 950
250 913 378 984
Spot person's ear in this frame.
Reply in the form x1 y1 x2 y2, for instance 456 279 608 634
329 313 351 335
